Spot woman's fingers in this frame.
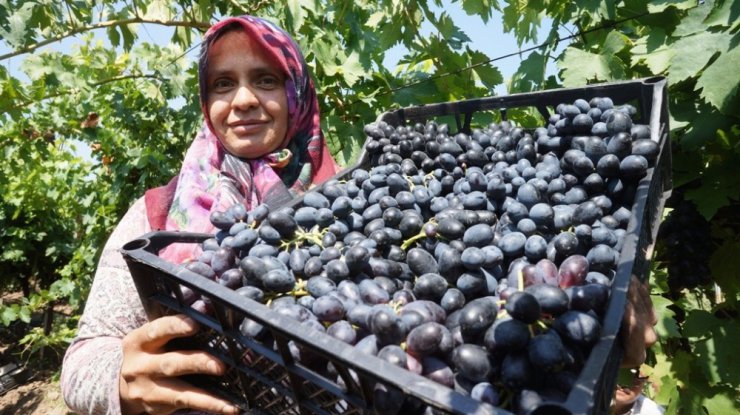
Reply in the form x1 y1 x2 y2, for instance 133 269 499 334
135 377 240 415
125 314 200 352
155 349 226 378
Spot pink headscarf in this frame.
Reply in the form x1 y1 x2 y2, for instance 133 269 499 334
160 15 338 264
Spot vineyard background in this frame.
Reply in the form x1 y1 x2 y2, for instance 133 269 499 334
0 1 737 414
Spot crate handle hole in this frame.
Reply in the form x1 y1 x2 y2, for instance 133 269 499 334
122 238 150 251
643 76 665 85
528 404 571 415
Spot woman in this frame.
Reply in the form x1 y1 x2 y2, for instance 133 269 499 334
61 15 338 415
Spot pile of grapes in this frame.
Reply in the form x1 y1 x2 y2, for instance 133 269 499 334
179 97 660 414
656 192 714 293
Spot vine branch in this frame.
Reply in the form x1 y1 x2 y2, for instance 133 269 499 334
0 17 210 61
6 73 163 111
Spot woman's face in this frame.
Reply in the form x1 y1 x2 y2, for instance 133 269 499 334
206 30 288 159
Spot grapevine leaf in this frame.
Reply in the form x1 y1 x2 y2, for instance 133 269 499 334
501 1 541 46
695 45 740 114
142 0 172 21
0 2 33 47
435 12 471 49
678 104 733 148
683 176 739 220
701 385 740 414
18 305 31 323
366 11 385 28
340 51 365 86
558 47 626 87
20 54 52 81
651 294 681 338
509 50 546 93
632 43 672 75
285 0 305 32
577 0 617 21
49 278 76 297
642 344 690 403
648 0 695 13
468 50 502 90
674 0 716 36
683 309 720 339
668 32 729 83
704 0 740 30
690 315 740 386
709 239 740 301
602 30 631 56
1 306 18 326
460 0 497 23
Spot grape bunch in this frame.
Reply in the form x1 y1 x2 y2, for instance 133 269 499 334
176 96 659 414
656 192 714 292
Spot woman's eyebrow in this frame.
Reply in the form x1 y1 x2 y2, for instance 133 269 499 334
207 66 282 78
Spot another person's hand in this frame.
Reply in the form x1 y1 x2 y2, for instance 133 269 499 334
620 276 658 368
613 276 659 414
119 314 239 415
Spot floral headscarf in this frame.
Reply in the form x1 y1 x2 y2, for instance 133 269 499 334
161 15 338 264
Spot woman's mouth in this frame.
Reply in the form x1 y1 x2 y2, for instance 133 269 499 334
229 120 267 135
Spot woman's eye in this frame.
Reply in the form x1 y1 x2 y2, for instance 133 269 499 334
212 79 234 91
257 76 281 89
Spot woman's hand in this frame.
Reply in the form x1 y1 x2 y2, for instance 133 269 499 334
119 314 240 415
613 276 659 414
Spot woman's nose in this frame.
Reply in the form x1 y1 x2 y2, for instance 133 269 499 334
232 85 259 110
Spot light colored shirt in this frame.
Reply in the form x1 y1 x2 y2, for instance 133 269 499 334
60 197 208 415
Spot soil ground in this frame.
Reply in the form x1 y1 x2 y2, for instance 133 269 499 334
0 372 74 415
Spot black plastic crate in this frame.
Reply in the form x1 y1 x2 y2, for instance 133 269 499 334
121 77 671 415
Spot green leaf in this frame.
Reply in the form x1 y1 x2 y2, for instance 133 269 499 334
577 0 617 21
0 2 33 47
702 386 740 414
501 1 542 47
704 0 740 29
18 305 31 323
340 51 365 86
690 314 740 386
50 278 76 297
684 177 738 220
695 45 740 114
558 47 626 87
651 294 681 338
460 0 497 23
602 30 631 56
631 27 673 74
668 32 729 83
466 50 502 90
510 50 546 93
378 18 404 50
674 0 716 36
120 24 137 51
143 0 172 21
434 12 471 49
709 239 740 301
683 309 721 338
642 345 691 404
677 104 733 148
648 0 695 13
285 0 305 32
366 11 385 28
1 305 18 326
